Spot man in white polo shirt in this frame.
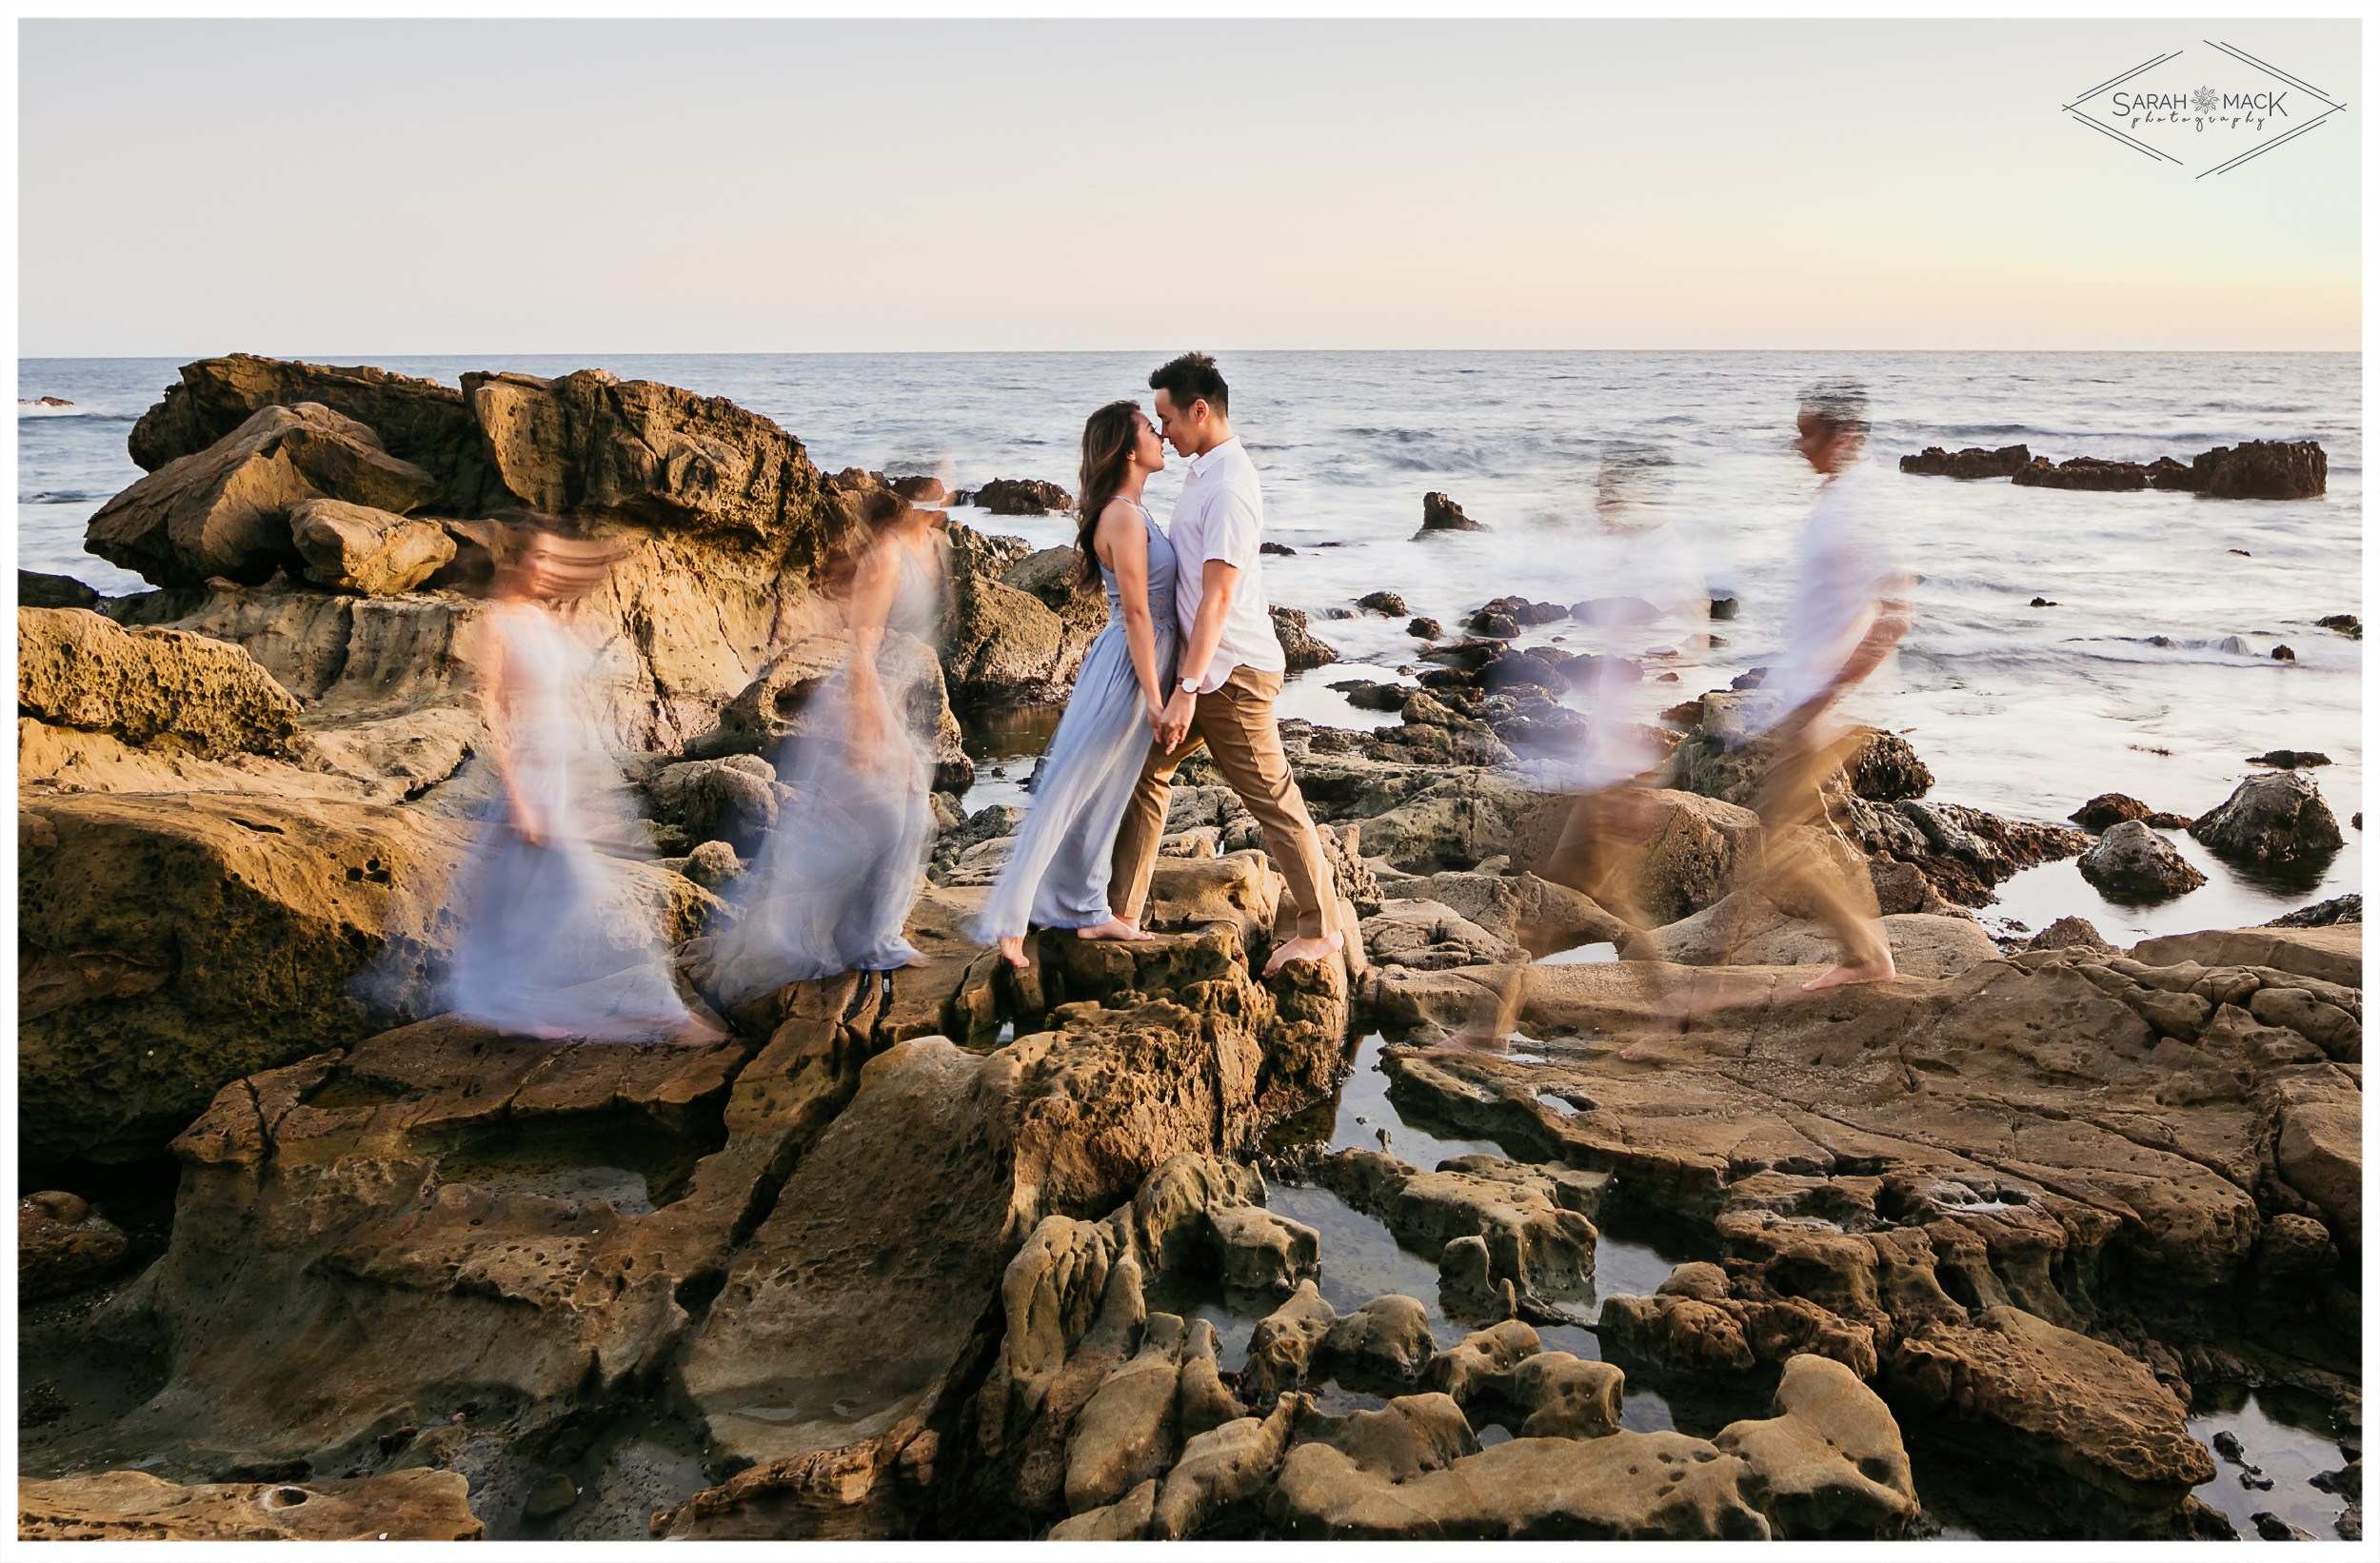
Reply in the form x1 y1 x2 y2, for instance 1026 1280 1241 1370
1108 352 1343 976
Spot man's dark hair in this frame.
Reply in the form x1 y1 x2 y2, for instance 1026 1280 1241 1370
1798 378 1869 436
1149 351 1229 417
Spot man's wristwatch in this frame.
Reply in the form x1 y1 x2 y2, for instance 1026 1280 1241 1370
1179 677 1200 694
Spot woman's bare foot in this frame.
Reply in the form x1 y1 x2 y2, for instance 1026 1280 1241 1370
895 953 933 970
1802 953 1896 991
672 1017 728 1047
1262 930 1344 978
998 936 1031 969
1076 917 1151 942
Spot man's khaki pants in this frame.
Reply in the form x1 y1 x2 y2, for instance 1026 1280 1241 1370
1729 718 1886 967
1109 665 1337 940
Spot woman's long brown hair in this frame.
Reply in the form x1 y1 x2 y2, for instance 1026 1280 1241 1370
1073 400 1144 585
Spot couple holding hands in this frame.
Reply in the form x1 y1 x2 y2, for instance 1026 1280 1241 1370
972 351 1347 979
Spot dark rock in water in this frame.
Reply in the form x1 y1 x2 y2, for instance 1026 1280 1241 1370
2078 820 2206 903
2315 613 2361 638
2267 894 2360 928
23 394 73 406
1848 729 1934 801
18 569 100 610
2252 1514 2317 1542
2012 456 2147 491
1357 590 1407 616
2030 596 2057 607
1417 490 1485 534
1730 667 1767 690
2028 916 2116 955
1900 443 2031 479
2210 1431 2248 1465
888 474 948 505
2270 643 2295 662
1328 678 1417 712
2249 749 2330 768
2190 770 2344 868
1259 540 1296 556
2070 793 2192 832
1469 597 1563 636
972 477 1072 515
1271 607 1339 671
1406 616 1441 641
1707 595 1738 621
1469 611 1518 640
2229 548 2251 557
2172 440 2328 500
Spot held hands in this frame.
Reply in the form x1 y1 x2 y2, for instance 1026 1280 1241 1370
1158 686 1199 752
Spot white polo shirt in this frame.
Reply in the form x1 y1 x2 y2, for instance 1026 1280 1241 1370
1168 435 1286 692
1753 457 1912 730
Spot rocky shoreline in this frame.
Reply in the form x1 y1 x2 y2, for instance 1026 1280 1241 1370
17 357 2363 1541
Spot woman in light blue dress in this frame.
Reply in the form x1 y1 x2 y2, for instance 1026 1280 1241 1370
975 400 1179 968
712 488 952 1003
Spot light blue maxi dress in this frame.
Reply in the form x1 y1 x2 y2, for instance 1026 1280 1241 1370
975 503 1179 940
716 539 948 1001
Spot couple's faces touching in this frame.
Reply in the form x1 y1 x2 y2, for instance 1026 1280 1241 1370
1128 406 1168 475
1152 389 1220 460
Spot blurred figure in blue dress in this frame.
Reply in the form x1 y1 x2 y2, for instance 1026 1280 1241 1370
710 485 952 1005
442 516 722 1043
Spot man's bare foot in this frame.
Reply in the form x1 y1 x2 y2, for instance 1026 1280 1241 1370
1802 954 1896 991
1075 917 1151 942
1262 930 1344 979
998 936 1030 969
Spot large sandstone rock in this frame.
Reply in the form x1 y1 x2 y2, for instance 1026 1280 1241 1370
2189 770 2344 869
18 606 301 759
464 368 825 550
1887 1306 2215 1514
288 498 456 595
1646 893 1997 979
89 403 442 585
17 1468 483 1541
2275 1101 2360 1246
17 792 474 1165
2131 923 2361 987
129 354 506 514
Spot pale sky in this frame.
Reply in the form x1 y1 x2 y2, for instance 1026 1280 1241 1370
17 17 2361 354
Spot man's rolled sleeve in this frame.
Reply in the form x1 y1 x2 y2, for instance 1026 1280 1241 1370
1202 490 1262 570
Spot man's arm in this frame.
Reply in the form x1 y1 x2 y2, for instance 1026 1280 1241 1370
1160 558 1239 748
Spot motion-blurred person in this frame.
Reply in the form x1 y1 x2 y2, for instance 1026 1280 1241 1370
1448 452 1708 1050
711 484 951 1003
1728 379 1912 991
441 516 721 1043
976 401 1179 967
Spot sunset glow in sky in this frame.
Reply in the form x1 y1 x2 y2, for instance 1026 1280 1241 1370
18 17 2360 354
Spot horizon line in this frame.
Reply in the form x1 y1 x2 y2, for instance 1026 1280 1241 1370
19 345 2365 363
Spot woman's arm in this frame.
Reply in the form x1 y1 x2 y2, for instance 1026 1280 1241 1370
1096 502 1164 725
840 535 903 766
468 611 544 844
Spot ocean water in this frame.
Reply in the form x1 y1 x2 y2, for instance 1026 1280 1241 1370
17 350 2363 932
